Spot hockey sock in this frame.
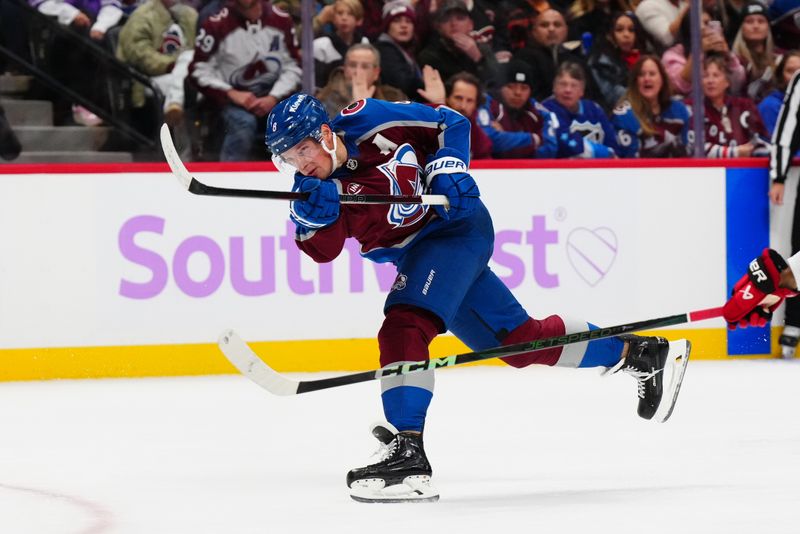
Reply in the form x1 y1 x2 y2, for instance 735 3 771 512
378 305 443 432
577 323 625 368
499 317 624 368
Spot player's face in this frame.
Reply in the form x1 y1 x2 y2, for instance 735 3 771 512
280 138 331 178
446 80 479 117
702 62 730 102
636 59 663 103
613 15 636 52
344 49 380 86
553 73 584 111
532 9 567 47
387 15 415 43
501 82 531 110
333 3 360 34
783 56 800 85
741 13 769 42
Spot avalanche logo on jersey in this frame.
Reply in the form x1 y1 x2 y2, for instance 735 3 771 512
230 54 282 95
570 120 605 143
160 23 185 55
377 144 427 229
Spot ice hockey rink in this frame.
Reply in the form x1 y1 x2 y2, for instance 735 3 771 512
1 359 799 534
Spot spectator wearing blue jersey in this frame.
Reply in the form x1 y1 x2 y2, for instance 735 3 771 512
543 61 619 158
759 50 800 135
612 54 690 158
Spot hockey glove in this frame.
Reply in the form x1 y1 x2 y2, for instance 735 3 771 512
723 248 798 330
424 148 479 221
289 177 340 229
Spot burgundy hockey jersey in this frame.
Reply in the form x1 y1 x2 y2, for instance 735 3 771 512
189 1 301 106
686 95 770 158
291 99 471 265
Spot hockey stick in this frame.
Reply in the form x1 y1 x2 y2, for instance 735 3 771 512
159 124 449 206
218 306 723 396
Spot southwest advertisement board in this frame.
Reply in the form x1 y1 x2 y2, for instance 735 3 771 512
0 161 783 379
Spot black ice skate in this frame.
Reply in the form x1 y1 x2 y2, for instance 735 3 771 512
347 422 439 503
779 325 800 359
609 335 691 423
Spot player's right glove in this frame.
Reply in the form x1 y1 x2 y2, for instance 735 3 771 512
289 176 340 229
723 248 798 330
424 148 480 221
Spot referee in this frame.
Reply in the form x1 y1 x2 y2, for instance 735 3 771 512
771 69 800 357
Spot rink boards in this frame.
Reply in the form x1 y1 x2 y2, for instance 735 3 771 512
0 159 793 380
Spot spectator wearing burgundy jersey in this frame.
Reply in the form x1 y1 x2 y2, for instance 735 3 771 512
662 7 746 97
475 60 560 159
686 53 770 158
732 1 782 103
189 0 301 161
417 0 499 90
588 11 653 112
542 62 620 158
611 55 691 158
444 72 493 159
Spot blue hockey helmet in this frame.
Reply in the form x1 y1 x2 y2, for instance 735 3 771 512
265 93 330 156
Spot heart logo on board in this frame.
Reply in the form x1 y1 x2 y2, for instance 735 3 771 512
566 227 618 287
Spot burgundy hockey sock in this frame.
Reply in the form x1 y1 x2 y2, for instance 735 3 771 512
378 305 443 432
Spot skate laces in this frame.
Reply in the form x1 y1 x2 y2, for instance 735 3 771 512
369 437 399 465
622 365 660 399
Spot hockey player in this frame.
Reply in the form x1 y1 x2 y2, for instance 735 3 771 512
723 248 799 332
762 69 800 356
265 93 690 503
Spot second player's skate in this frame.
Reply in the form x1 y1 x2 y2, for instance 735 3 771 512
779 325 800 359
347 422 439 503
610 335 691 423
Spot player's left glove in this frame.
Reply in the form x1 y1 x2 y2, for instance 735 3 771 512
424 148 479 221
289 176 340 229
723 248 798 330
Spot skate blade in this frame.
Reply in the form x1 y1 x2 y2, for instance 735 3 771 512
349 475 439 503
654 339 691 423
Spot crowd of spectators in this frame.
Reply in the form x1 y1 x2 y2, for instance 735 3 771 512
15 0 800 161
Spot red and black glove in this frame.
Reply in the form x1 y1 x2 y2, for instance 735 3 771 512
723 248 798 330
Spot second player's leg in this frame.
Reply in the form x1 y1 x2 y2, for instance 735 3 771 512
449 268 685 421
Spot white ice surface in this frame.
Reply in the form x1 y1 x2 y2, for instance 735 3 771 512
1 360 799 534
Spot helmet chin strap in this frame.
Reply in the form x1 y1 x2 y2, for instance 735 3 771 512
320 130 339 175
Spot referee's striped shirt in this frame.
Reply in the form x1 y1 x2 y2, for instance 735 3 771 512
771 70 800 183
